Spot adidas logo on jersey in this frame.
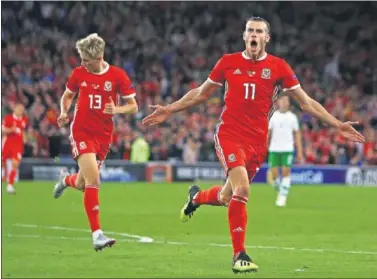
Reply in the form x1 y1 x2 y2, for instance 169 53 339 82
81 81 87 87
233 69 242 75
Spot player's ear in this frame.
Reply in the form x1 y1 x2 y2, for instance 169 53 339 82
265 34 271 44
243 31 246 41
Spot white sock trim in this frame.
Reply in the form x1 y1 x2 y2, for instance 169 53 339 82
92 229 103 240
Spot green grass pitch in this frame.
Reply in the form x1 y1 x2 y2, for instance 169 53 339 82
2 181 377 278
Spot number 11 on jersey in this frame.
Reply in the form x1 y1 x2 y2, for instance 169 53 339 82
244 83 256 100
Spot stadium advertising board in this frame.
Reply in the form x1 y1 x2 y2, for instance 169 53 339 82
19 159 377 186
173 163 377 186
345 167 377 186
20 158 146 182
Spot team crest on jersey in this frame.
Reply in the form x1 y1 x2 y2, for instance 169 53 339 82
79 141 87 150
261 68 271 79
228 154 236 162
104 81 112 91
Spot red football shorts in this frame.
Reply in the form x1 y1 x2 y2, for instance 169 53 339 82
214 135 267 181
69 136 110 167
1 147 23 162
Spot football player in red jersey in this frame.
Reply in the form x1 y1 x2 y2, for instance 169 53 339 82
2 103 28 194
53 33 138 251
142 17 365 273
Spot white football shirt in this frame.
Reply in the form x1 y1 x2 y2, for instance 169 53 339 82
268 110 299 152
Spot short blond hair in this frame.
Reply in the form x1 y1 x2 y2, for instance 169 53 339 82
75 33 105 59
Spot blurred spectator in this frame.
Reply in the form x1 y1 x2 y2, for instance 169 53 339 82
130 132 150 163
183 137 199 164
1 2 376 165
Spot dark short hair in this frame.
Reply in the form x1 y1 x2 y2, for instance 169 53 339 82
246 16 271 34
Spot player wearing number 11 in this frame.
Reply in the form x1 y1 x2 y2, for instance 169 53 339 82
55 33 138 251
142 17 365 274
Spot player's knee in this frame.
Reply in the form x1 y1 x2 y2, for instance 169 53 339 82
232 184 250 198
270 167 279 177
11 160 20 169
219 192 231 206
282 168 291 177
84 177 100 187
76 179 86 191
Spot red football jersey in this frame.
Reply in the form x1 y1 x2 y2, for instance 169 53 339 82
2 114 28 150
66 63 136 142
209 52 300 145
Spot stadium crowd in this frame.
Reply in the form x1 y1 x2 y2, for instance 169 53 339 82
2 2 377 165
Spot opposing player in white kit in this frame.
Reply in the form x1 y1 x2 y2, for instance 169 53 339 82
268 96 303 206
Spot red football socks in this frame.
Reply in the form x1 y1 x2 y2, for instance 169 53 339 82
65 173 78 188
228 195 248 255
84 185 101 232
193 185 223 206
8 169 17 186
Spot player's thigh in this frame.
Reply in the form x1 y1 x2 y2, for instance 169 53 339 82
227 166 250 197
76 153 100 186
246 145 268 182
11 154 22 169
97 142 111 169
69 138 97 161
214 137 247 175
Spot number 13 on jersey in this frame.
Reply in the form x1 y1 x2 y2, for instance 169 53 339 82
89 94 102 109
244 83 256 100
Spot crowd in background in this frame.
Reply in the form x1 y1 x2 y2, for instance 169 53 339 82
2 2 377 165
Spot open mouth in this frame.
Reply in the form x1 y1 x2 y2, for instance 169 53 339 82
250 40 258 47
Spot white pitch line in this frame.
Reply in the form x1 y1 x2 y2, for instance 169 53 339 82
12 223 154 243
6 233 135 243
9 223 377 256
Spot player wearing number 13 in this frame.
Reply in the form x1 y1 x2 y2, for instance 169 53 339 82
54 33 138 251
142 17 365 273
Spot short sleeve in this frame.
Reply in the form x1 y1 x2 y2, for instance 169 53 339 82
118 70 136 99
279 60 301 92
208 55 227 86
66 68 79 94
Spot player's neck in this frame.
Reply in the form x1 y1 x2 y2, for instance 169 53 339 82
91 61 108 74
244 50 267 61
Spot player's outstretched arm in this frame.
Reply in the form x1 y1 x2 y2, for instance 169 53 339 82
142 80 219 126
288 87 365 143
57 90 75 127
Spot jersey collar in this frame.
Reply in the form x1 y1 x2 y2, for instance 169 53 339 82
242 51 267 61
90 62 110 75
12 114 22 120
